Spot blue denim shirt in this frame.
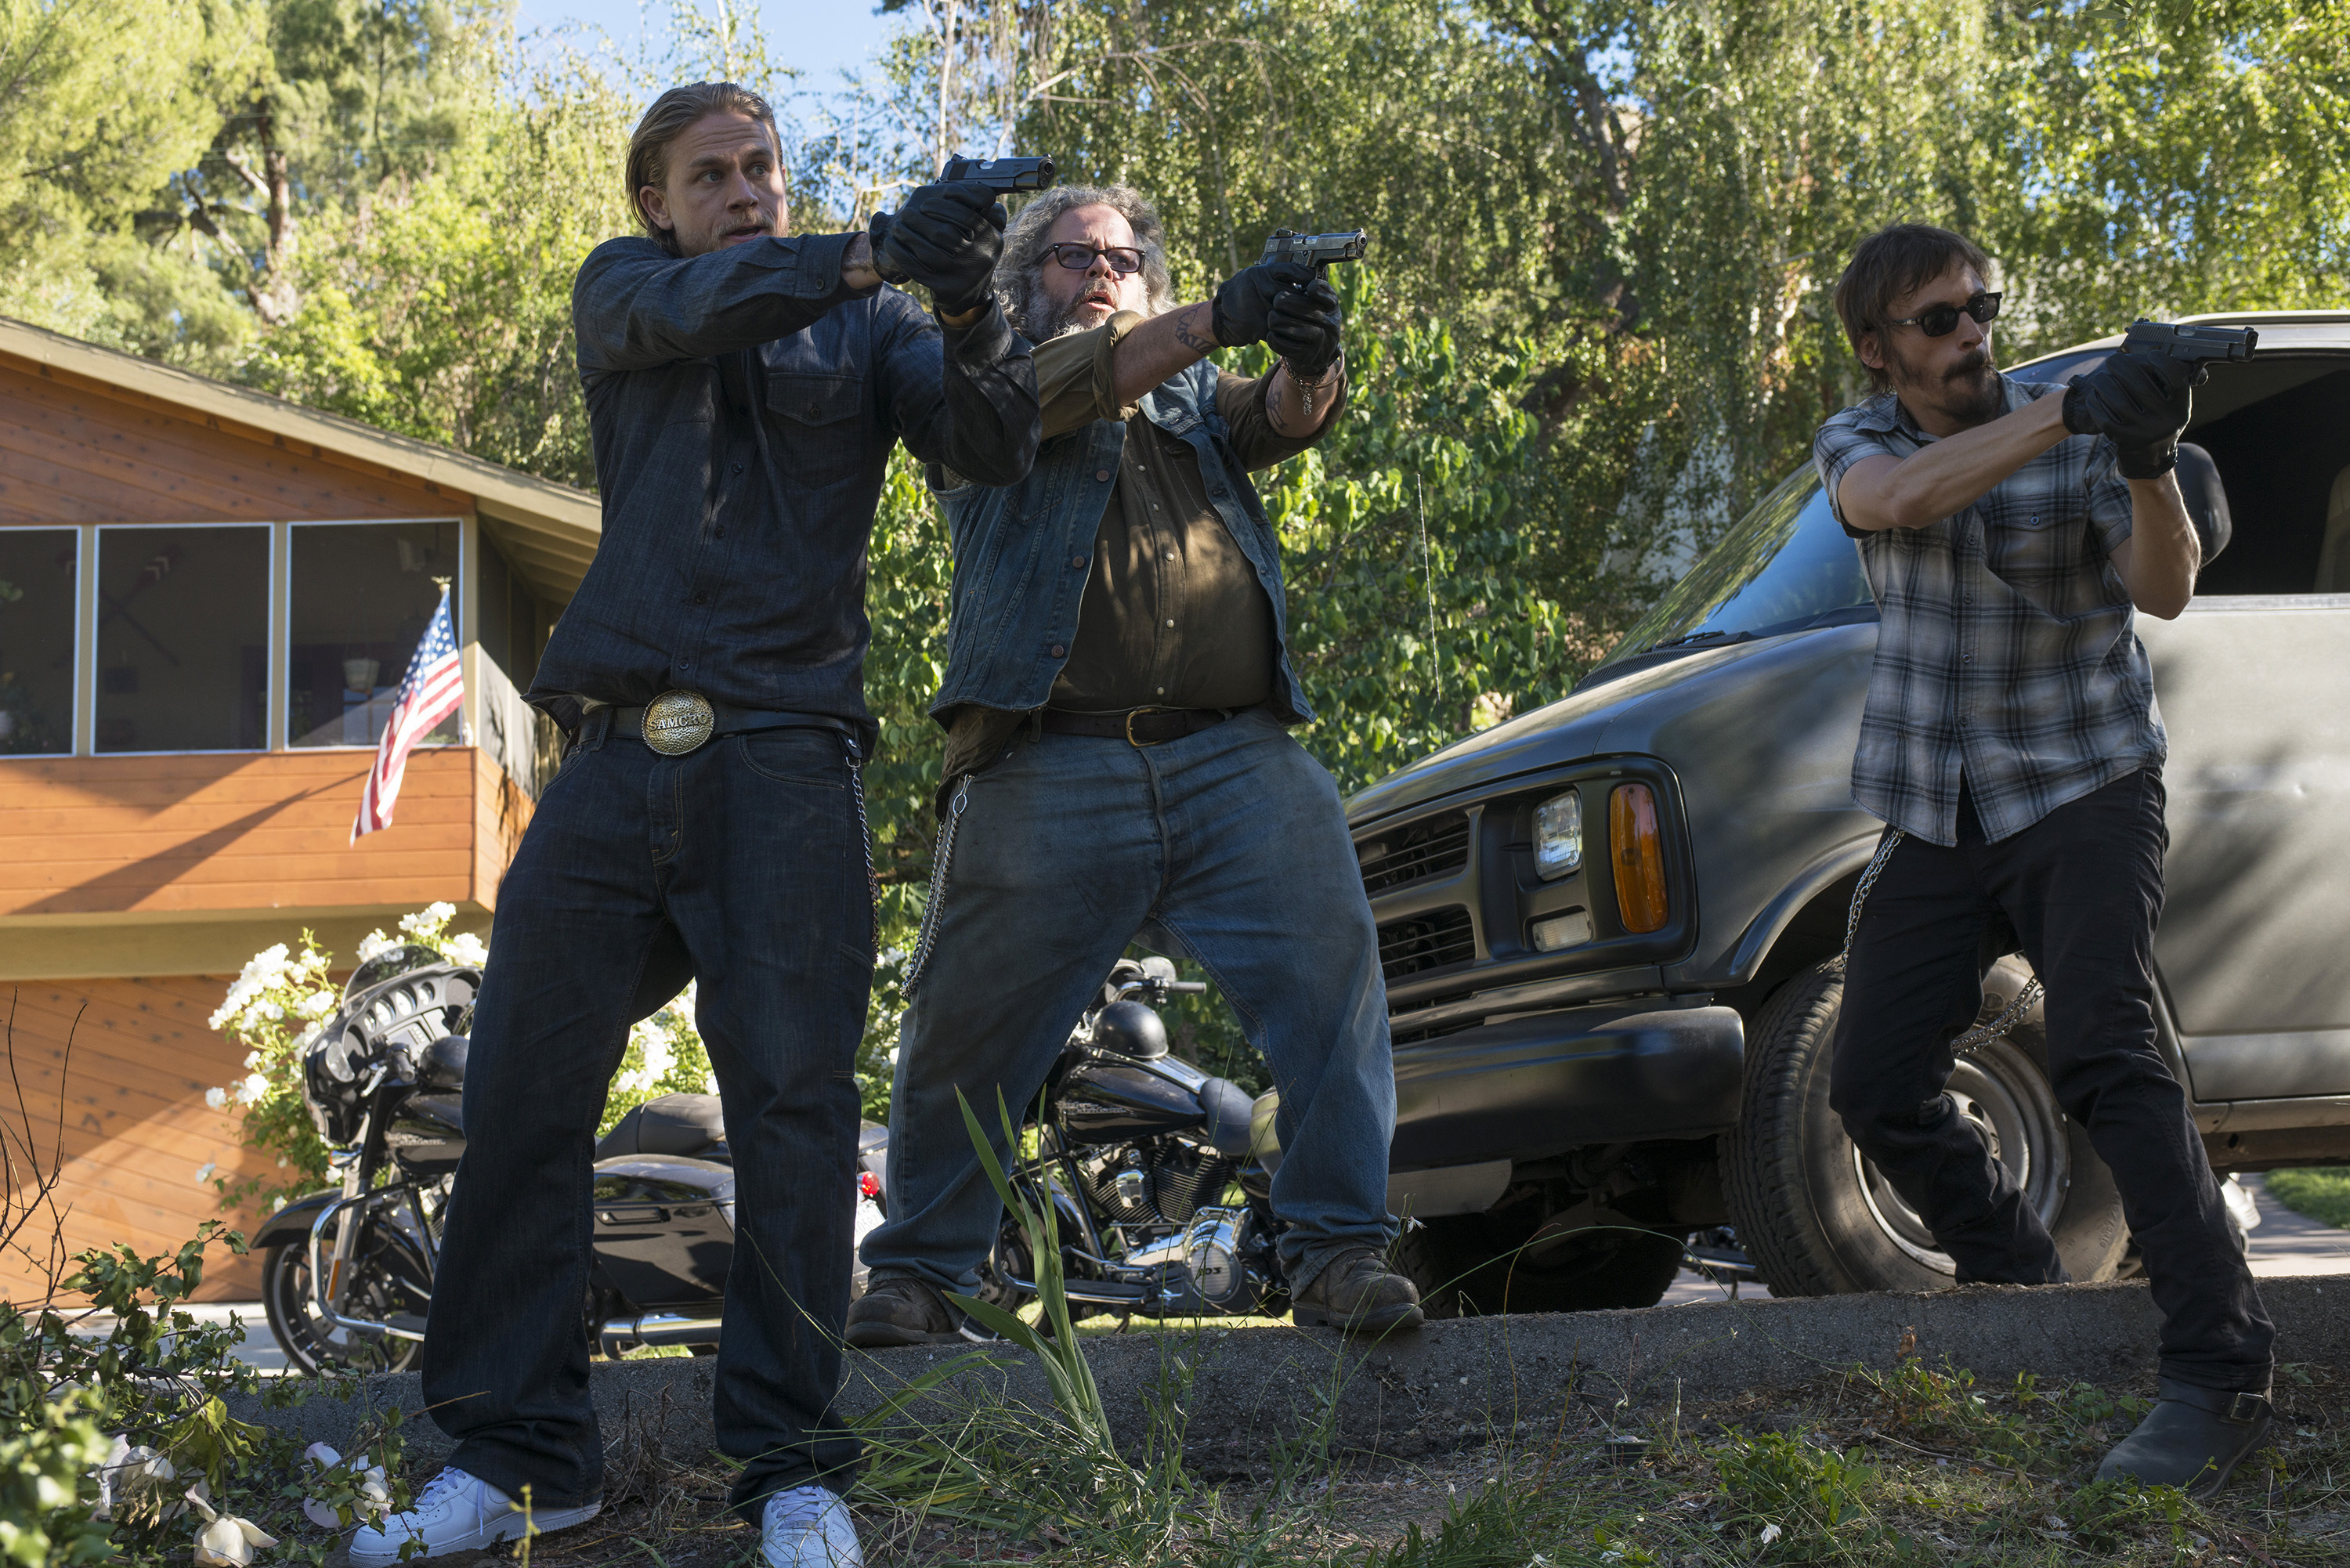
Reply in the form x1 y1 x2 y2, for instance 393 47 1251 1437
533 233 1039 749
930 358 1312 724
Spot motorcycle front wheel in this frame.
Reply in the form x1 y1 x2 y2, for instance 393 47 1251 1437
262 1217 434 1377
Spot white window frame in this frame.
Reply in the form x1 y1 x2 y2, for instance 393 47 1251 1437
2 515 475 760
283 517 472 752
86 521 277 758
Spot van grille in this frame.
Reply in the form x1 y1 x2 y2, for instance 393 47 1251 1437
1358 812 1471 895
1377 906 1477 981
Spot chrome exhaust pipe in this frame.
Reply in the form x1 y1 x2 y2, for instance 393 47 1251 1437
599 1312 723 1357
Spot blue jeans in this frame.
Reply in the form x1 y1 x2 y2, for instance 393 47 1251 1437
860 709 1396 1299
423 714 870 1520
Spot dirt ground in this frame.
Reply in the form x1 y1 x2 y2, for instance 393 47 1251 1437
313 1357 2348 1567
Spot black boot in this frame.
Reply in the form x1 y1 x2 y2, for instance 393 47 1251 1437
2094 1378 2275 1498
844 1274 963 1348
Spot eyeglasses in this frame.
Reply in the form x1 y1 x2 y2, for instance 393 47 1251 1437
1042 243 1146 276
1886 290 2002 338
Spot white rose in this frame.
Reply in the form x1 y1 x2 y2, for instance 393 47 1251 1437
236 1074 270 1104
443 932 488 966
204 1086 229 1111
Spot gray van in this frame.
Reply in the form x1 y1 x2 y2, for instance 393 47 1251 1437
1354 313 2350 1310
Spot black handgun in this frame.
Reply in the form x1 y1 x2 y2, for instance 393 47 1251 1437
2121 318 2258 367
1260 228 1370 279
938 154 1056 193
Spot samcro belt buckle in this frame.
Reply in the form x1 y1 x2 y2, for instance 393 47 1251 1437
642 691 716 755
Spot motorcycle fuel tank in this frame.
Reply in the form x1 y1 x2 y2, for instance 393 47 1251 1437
1058 1058 1204 1145
589 1157 736 1310
384 1092 466 1176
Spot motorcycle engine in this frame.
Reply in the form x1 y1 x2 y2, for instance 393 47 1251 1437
1076 1142 1235 1234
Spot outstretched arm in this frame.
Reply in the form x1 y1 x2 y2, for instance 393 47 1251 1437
573 233 877 376
1107 304 1336 437
1834 395 2071 533
880 294 1040 489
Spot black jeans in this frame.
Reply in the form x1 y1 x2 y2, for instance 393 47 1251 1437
422 714 871 1519
1832 767 2272 1392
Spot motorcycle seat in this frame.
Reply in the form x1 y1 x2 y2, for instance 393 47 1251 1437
597 1093 728 1161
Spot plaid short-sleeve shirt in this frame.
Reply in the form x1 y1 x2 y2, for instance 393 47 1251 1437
1813 374 2164 847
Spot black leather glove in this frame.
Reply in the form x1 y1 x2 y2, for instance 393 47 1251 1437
870 180 1007 316
2062 350 2199 479
1267 273 1344 378
1210 250 1314 348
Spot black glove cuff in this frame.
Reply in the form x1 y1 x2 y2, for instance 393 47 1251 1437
2117 439 2178 481
1282 344 1343 380
935 283 999 320
1209 295 1243 350
867 211 909 285
2061 378 2099 437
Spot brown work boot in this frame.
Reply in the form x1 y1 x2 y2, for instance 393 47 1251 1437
1292 1247 1425 1335
844 1274 961 1348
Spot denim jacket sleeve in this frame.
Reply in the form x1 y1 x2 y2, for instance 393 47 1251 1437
573 233 870 381
875 291 1041 489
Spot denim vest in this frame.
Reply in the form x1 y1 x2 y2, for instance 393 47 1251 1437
929 358 1314 722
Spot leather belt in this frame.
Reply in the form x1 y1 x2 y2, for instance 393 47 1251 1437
596 694 851 757
1040 706 1240 747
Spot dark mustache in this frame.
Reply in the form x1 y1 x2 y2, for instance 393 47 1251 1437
1946 349 1994 381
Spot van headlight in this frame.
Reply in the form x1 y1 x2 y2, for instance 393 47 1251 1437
1535 790 1582 880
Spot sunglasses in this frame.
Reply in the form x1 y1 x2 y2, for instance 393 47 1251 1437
1886 290 2002 338
1043 242 1147 276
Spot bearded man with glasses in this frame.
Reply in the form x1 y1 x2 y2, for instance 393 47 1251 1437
1815 223 2274 1497
848 182 1426 1346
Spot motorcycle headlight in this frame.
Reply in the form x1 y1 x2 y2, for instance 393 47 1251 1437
1534 790 1583 880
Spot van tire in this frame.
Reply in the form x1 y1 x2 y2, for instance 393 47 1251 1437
1724 956 2128 1295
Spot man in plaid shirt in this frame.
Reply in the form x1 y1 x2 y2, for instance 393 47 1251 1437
1815 224 2273 1496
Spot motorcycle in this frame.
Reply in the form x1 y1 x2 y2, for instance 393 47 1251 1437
962 956 1298 1324
252 945 887 1375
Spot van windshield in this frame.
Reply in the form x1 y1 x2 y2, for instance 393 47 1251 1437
1594 469 1877 674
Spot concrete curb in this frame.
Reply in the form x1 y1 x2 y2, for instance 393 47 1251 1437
230 1274 2349 1471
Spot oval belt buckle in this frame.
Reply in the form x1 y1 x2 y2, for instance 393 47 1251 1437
642 690 716 756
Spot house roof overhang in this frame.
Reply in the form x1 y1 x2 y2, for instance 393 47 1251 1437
0 315 601 605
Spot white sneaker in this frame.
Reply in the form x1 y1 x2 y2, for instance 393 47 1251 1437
761 1484 862 1567
348 1465 600 1564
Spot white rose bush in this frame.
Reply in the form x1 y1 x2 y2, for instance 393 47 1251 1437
205 905 718 1209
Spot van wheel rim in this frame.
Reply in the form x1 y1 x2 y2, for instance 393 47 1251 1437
1850 1049 2070 1275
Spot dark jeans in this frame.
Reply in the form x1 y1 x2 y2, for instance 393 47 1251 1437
1833 767 2272 1391
422 714 871 1520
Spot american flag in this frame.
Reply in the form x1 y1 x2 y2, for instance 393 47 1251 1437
352 585 464 842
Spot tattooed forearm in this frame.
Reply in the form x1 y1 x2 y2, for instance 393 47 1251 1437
1172 309 1217 355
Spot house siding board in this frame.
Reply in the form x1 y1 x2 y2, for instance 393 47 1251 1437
2 977 272 1304
0 362 470 524
0 751 483 916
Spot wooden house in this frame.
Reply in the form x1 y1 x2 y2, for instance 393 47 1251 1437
0 316 599 1302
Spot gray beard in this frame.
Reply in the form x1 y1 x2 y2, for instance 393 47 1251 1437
1034 297 1105 340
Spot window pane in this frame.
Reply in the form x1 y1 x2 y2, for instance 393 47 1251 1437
0 529 77 755
95 526 269 753
289 522 461 749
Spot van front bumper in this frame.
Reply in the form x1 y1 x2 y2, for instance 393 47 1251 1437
1389 1000 1745 1169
